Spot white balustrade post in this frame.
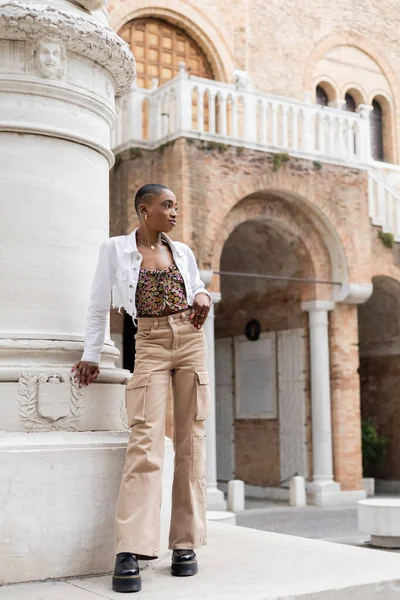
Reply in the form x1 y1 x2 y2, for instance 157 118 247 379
218 95 227 136
176 62 192 133
260 100 267 146
282 105 289 149
208 92 216 134
149 79 161 142
301 105 315 154
126 87 145 143
243 94 258 143
197 89 205 133
357 104 374 163
301 301 341 506
199 273 227 511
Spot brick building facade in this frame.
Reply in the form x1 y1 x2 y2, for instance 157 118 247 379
107 0 400 504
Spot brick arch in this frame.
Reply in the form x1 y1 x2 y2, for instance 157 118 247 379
203 166 357 285
370 262 400 283
303 31 400 102
108 0 234 83
211 190 347 302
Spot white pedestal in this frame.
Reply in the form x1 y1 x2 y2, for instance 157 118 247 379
289 476 306 507
227 480 245 512
358 498 400 548
0 432 174 585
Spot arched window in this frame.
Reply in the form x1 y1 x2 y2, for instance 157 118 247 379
344 92 356 112
119 18 214 88
316 85 328 106
370 98 384 161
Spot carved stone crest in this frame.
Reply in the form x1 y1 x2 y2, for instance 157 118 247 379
18 372 84 431
28 36 66 80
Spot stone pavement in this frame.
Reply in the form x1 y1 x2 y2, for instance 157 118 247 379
237 499 369 546
3 520 400 599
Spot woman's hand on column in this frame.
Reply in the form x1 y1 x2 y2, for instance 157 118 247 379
71 361 100 388
190 293 211 329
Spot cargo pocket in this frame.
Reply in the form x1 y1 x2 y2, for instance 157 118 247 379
194 371 210 421
192 435 206 481
126 373 150 427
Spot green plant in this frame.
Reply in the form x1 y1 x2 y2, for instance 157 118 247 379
236 146 245 156
202 141 228 153
129 148 142 160
378 231 395 249
313 160 322 170
361 417 388 474
272 152 290 171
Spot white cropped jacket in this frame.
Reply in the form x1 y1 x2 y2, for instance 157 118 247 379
81 229 211 364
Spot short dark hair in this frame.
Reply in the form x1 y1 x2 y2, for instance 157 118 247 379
134 183 169 215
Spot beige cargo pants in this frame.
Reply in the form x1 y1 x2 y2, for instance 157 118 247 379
115 309 209 559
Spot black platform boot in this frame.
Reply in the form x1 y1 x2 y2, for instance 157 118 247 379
112 552 142 593
171 549 198 577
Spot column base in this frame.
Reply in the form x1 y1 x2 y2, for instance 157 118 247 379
371 535 400 549
0 432 174 585
307 480 366 507
207 485 227 511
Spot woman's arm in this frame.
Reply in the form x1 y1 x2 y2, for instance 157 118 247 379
187 247 212 329
72 239 116 386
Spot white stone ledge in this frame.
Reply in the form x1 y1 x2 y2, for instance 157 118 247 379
358 498 400 548
0 430 130 451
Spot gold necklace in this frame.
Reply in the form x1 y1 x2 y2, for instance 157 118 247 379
137 236 161 251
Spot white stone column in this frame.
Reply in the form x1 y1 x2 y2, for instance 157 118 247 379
301 301 340 506
200 272 227 511
0 0 138 585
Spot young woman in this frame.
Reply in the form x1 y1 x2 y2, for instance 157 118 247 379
72 183 212 593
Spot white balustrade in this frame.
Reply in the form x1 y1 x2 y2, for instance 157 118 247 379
111 68 400 243
112 67 370 168
368 171 400 241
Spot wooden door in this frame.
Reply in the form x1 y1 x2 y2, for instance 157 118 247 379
119 18 214 89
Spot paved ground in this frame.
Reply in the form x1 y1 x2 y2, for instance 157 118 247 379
236 498 367 545
4 521 400 600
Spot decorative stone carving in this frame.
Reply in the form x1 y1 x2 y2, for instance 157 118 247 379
0 1 135 96
233 69 252 91
28 36 66 80
18 372 84 431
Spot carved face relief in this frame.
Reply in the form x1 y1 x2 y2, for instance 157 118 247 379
34 39 64 79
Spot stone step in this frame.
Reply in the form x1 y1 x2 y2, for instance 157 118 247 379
3 521 400 599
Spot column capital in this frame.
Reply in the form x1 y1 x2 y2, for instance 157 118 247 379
301 300 335 313
336 282 373 304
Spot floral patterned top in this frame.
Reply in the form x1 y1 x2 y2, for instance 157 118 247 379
136 262 189 316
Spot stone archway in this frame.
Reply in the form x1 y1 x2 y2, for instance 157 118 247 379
213 189 347 497
358 275 400 488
